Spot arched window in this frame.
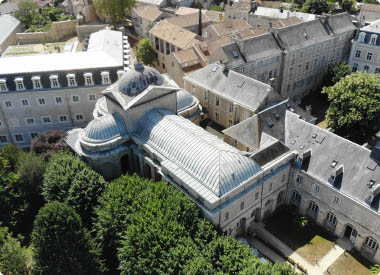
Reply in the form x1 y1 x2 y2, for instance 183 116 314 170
365 237 378 251
371 34 378 45
308 201 319 213
326 212 337 225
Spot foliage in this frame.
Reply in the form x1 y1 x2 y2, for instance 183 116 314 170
0 145 45 237
0 226 31 274
30 130 69 160
371 264 380 274
191 0 203 8
136 38 157 66
209 5 224 11
323 73 380 143
31 201 105 274
15 0 74 32
340 0 356 13
295 216 309 231
43 151 106 226
93 0 136 29
301 0 330 14
323 62 352 87
94 174 296 274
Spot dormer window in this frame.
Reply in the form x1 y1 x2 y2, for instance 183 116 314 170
359 32 366 43
84 73 94 86
0 79 7 91
66 74 77 87
32 76 42 89
49 75 60 88
117 70 124 80
14 77 25 91
371 34 378 44
101 71 110 85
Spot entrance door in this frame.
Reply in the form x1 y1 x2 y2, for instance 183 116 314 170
344 225 357 244
344 225 352 238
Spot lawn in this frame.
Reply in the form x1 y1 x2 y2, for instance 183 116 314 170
324 250 372 275
264 207 337 264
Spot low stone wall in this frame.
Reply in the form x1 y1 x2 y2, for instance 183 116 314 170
76 24 109 41
16 20 77 45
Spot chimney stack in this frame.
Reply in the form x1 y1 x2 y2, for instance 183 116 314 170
371 131 380 162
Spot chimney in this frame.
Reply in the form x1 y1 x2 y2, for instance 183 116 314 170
280 5 283 13
134 62 144 71
371 131 380 162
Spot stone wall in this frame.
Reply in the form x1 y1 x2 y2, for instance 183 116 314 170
16 20 77 45
76 24 109 40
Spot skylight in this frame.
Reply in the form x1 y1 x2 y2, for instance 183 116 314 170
212 65 218 72
330 160 338 168
232 50 239 58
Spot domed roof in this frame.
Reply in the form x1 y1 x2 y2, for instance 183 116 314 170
177 89 197 112
118 63 163 97
82 112 127 144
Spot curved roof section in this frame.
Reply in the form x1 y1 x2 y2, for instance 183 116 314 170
134 109 261 197
177 89 197 112
117 64 163 96
82 112 127 144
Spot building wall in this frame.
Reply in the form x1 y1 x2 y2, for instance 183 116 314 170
289 168 380 263
0 22 22 54
0 85 107 147
149 33 181 73
349 38 380 73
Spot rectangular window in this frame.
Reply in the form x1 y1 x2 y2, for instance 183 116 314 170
59 115 68 122
30 133 38 139
269 182 272 192
255 192 259 200
76 114 84 121
15 78 25 91
32 76 42 89
67 74 77 87
229 120 233 127
0 136 7 143
84 73 94 86
225 212 229 221
0 79 7 91
215 96 220 107
204 90 208 100
298 64 302 73
55 97 63 104
215 112 219 121
14 134 23 142
42 117 51 123
229 104 234 112
50 76 60 88
72 95 79 103
5 101 12 108
240 201 244 210
367 52 373 60
89 94 96 102
26 118 34 125
333 196 339 204
355 50 361 58
375 68 380 74
101 72 110 85
21 99 29 106
306 62 310 71
38 98 46 105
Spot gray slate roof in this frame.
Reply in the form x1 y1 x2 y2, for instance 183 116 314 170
327 13 356 35
134 108 262 197
184 63 280 111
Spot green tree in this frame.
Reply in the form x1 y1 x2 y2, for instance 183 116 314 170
301 0 330 14
340 0 356 13
14 0 39 29
30 130 69 160
93 0 136 29
43 151 106 227
323 73 380 143
323 62 352 87
31 201 105 274
371 264 380 274
136 38 157 66
0 226 31 274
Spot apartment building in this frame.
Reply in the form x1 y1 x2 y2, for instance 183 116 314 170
183 63 281 129
0 29 128 148
348 20 380 74
131 5 164 37
149 20 200 73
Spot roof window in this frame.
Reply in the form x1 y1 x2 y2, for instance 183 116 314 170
232 50 239 58
330 160 338 168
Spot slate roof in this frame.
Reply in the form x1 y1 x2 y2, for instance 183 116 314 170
0 15 20 46
361 19 380 33
149 20 198 49
184 63 280 111
134 108 262 197
326 13 356 35
275 19 332 52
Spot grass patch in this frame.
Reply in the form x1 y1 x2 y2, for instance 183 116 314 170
324 250 372 275
264 207 337 264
